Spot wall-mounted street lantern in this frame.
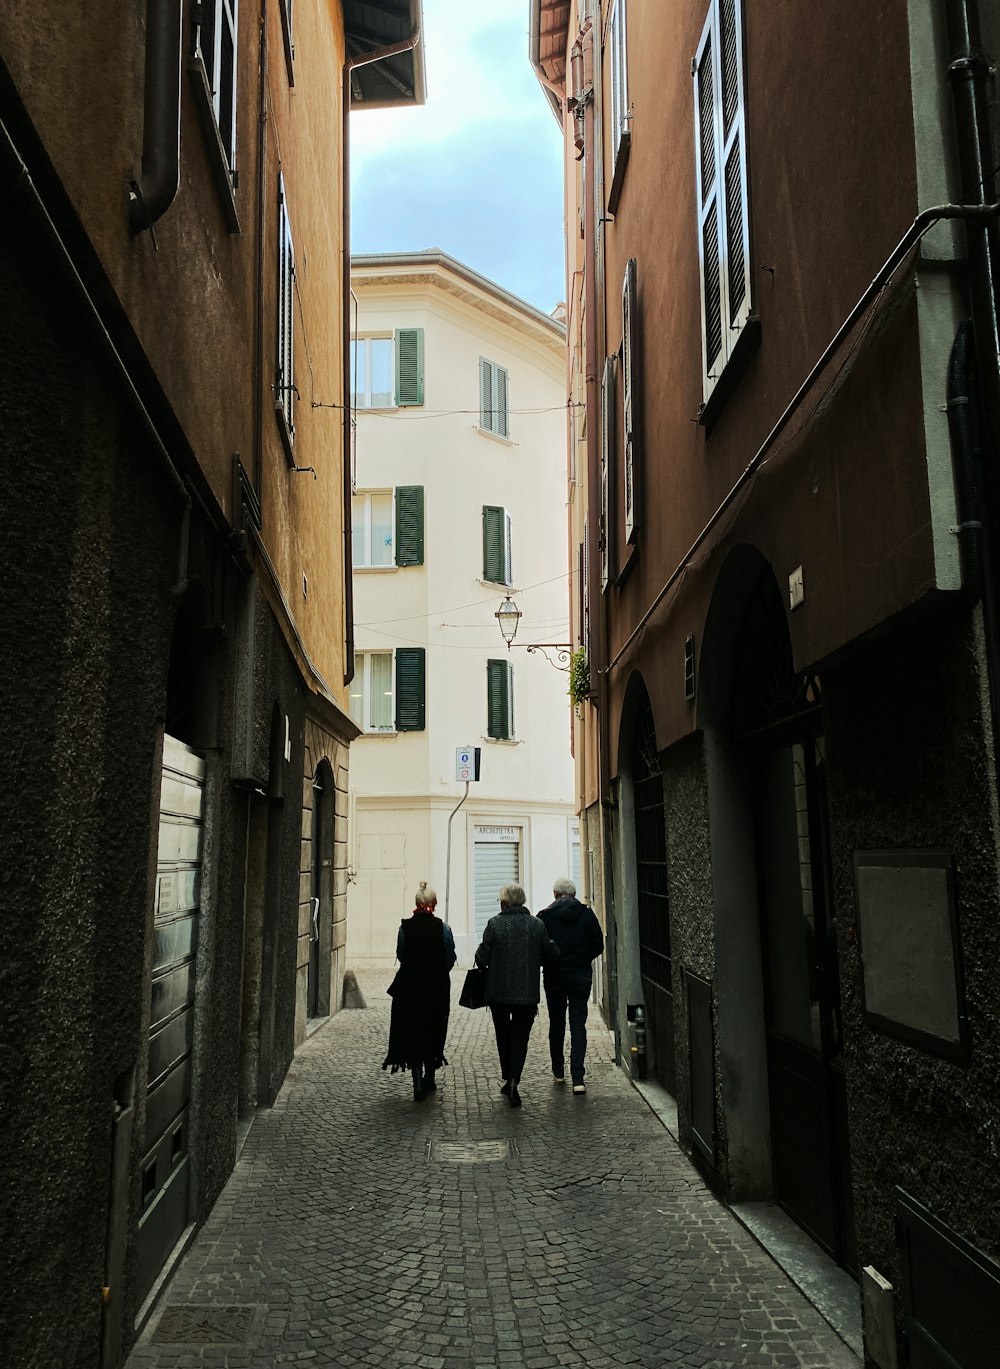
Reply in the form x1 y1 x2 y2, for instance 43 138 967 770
495 594 571 671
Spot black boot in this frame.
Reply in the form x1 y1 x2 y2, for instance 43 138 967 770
411 1066 424 1101
424 1069 437 1092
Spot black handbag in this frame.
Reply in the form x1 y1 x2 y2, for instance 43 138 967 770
459 966 486 1009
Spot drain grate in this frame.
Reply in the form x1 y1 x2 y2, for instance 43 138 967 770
152 1305 257 1344
428 1138 516 1164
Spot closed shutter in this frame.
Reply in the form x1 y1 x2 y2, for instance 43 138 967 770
474 839 520 938
395 647 425 731
395 485 424 566
600 356 614 589
496 365 510 438
480 357 493 430
395 327 424 406
720 0 749 329
622 258 639 544
487 658 512 740
483 505 506 584
276 175 295 442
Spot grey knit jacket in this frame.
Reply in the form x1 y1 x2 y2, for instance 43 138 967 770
474 905 559 1006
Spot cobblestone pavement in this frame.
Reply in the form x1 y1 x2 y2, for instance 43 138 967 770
129 970 860 1369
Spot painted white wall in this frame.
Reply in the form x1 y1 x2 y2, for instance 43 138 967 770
347 257 576 965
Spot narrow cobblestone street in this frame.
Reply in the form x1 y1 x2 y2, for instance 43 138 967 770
128 973 860 1369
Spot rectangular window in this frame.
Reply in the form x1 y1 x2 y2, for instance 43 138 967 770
352 491 394 568
487 659 515 741
350 651 395 733
693 0 752 407
352 487 425 568
276 175 295 452
349 649 425 732
351 336 394 409
479 357 510 438
482 505 513 586
195 0 238 176
350 328 424 409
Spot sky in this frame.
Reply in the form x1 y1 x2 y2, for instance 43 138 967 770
349 0 566 315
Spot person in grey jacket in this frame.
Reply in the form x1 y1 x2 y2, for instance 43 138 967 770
474 883 559 1108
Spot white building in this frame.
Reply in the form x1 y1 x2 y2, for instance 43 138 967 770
347 251 576 965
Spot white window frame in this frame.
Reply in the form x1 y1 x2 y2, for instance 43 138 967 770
693 0 752 408
479 357 510 439
350 651 396 734
608 0 629 172
276 175 295 448
352 490 395 569
199 0 238 175
351 334 396 410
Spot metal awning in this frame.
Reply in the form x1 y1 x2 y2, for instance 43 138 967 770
344 0 426 109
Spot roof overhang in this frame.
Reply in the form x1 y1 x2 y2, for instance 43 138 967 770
345 0 426 109
529 0 571 123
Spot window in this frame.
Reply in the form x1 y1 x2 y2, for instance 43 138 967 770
276 175 295 452
607 0 630 203
197 1 238 176
621 258 639 543
351 486 424 568
487 659 515 740
352 492 394 568
350 649 425 732
479 358 510 438
350 329 424 408
693 0 752 409
482 505 512 586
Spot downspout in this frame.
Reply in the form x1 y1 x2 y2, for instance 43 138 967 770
3 113 190 595
128 0 184 233
944 0 1000 730
341 22 422 685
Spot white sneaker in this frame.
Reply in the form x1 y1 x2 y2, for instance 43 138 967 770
552 1072 565 1083
572 1083 586 1095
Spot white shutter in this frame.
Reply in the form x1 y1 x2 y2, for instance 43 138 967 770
622 258 638 544
479 357 492 430
497 365 510 438
504 509 513 585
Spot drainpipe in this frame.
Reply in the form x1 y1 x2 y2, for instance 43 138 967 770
944 0 1000 728
341 22 421 685
128 0 184 233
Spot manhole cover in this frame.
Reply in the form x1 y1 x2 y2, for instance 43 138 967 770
152 1305 257 1344
428 1138 516 1164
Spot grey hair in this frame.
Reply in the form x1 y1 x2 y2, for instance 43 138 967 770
553 877 576 897
498 883 526 908
415 881 437 906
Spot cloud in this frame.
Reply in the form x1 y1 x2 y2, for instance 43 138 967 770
349 0 565 311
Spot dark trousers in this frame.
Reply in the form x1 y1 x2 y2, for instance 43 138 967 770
490 1004 537 1084
545 975 591 1082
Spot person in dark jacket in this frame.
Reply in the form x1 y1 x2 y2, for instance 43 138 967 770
474 883 558 1109
538 878 604 1094
382 881 456 1101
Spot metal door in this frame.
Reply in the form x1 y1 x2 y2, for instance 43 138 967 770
753 733 856 1272
474 833 520 938
136 735 204 1303
633 696 675 1093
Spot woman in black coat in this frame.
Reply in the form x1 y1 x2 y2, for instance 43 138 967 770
382 881 456 1101
474 883 558 1108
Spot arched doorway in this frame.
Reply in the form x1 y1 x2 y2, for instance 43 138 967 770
733 565 856 1272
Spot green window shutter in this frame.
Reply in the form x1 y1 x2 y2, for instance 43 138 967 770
395 485 424 566
480 357 493 430
496 365 509 438
395 648 425 731
487 659 510 740
483 505 504 583
395 328 424 406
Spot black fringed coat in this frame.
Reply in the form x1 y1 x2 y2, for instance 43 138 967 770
382 912 454 1073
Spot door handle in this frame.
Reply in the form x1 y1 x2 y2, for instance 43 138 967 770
310 897 320 942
